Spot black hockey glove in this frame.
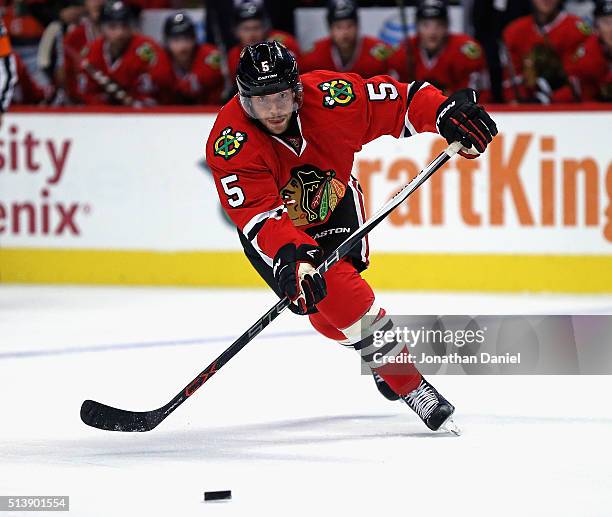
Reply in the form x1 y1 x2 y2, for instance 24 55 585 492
273 243 327 315
436 88 498 160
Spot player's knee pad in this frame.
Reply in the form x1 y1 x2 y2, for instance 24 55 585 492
314 259 375 330
308 312 347 341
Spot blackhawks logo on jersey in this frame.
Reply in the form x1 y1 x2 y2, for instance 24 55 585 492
280 165 346 227
136 43 157 65
318 79 356 109
213 127 248 161
576 20 592 36
370 43 393 61
205 50 221 69
461 41 482 60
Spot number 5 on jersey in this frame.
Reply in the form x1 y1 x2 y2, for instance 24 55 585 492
221 174 245 207
366 82 399 101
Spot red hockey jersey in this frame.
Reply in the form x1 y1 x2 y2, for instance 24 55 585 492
170 43 224 105
11 51 50 104
63 19 99 103
77 33 174 105
502 12 591 102
301 35 394 78
388 33 490 102
206 71 446 262
568 35 612 102
226 30 301 82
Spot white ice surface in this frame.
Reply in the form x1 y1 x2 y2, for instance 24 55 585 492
1 286 612 517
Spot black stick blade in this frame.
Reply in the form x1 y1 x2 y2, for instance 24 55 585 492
80 399 161 432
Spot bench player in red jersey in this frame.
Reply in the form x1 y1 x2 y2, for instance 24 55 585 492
226 2 301 84
63 0 104 103
77 0 173 106
388 0 491 101
301 0 394 79
502 0 592 103
567 0 612 101
163 12 224 105
205 41 498 432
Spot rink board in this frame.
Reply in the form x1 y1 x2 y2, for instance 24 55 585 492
0 106 611 291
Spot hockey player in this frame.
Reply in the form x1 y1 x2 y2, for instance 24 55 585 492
226 2 301 83
64 0 104 103
502 0 592 103
301 0 394 79
566 0 612 101
388 0 491 101
77 0 173 105
163 12 224 105
205 41 498 432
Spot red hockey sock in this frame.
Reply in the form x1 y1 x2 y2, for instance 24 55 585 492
373 350 422 396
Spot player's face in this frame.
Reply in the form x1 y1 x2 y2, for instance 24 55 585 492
102 21 132 50
250 89 295 134
531 0 562 17
168 36 196 63
417 19 448 52
597 15 612 47
330 19 358 53
236 20 266 46
85 0 104 21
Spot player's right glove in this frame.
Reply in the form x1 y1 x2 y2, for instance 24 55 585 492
273 243 327 315
436 88 498 159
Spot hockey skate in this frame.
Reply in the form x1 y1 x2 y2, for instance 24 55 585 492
402 378 461 435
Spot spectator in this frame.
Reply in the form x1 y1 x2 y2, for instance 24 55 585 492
226 1 301 82
163 11 224 104
63 0 105 103
567 0 612 101
502 0 592 103
76 0 173 105
389 0 491 101
301 0 394 78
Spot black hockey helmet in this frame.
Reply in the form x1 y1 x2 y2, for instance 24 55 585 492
100 0 132 24
416 0 449 23
327 0 358 26
163 12 196 40
594 0 612 17
234 0 268 25
236 41 303 118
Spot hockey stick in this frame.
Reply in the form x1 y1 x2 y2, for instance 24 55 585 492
396 0 416 83
80 140 464 432
63 44 140 107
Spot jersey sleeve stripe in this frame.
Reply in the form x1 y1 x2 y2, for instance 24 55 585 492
251 234 274 266
403 81 430 137
243 204 287 242
0 54 17 113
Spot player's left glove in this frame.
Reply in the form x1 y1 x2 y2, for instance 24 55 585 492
436 88 498 159
273 243 327 315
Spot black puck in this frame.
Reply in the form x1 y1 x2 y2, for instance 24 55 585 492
204 490 232 502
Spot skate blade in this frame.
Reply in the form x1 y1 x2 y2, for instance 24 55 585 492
440 417 461 436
